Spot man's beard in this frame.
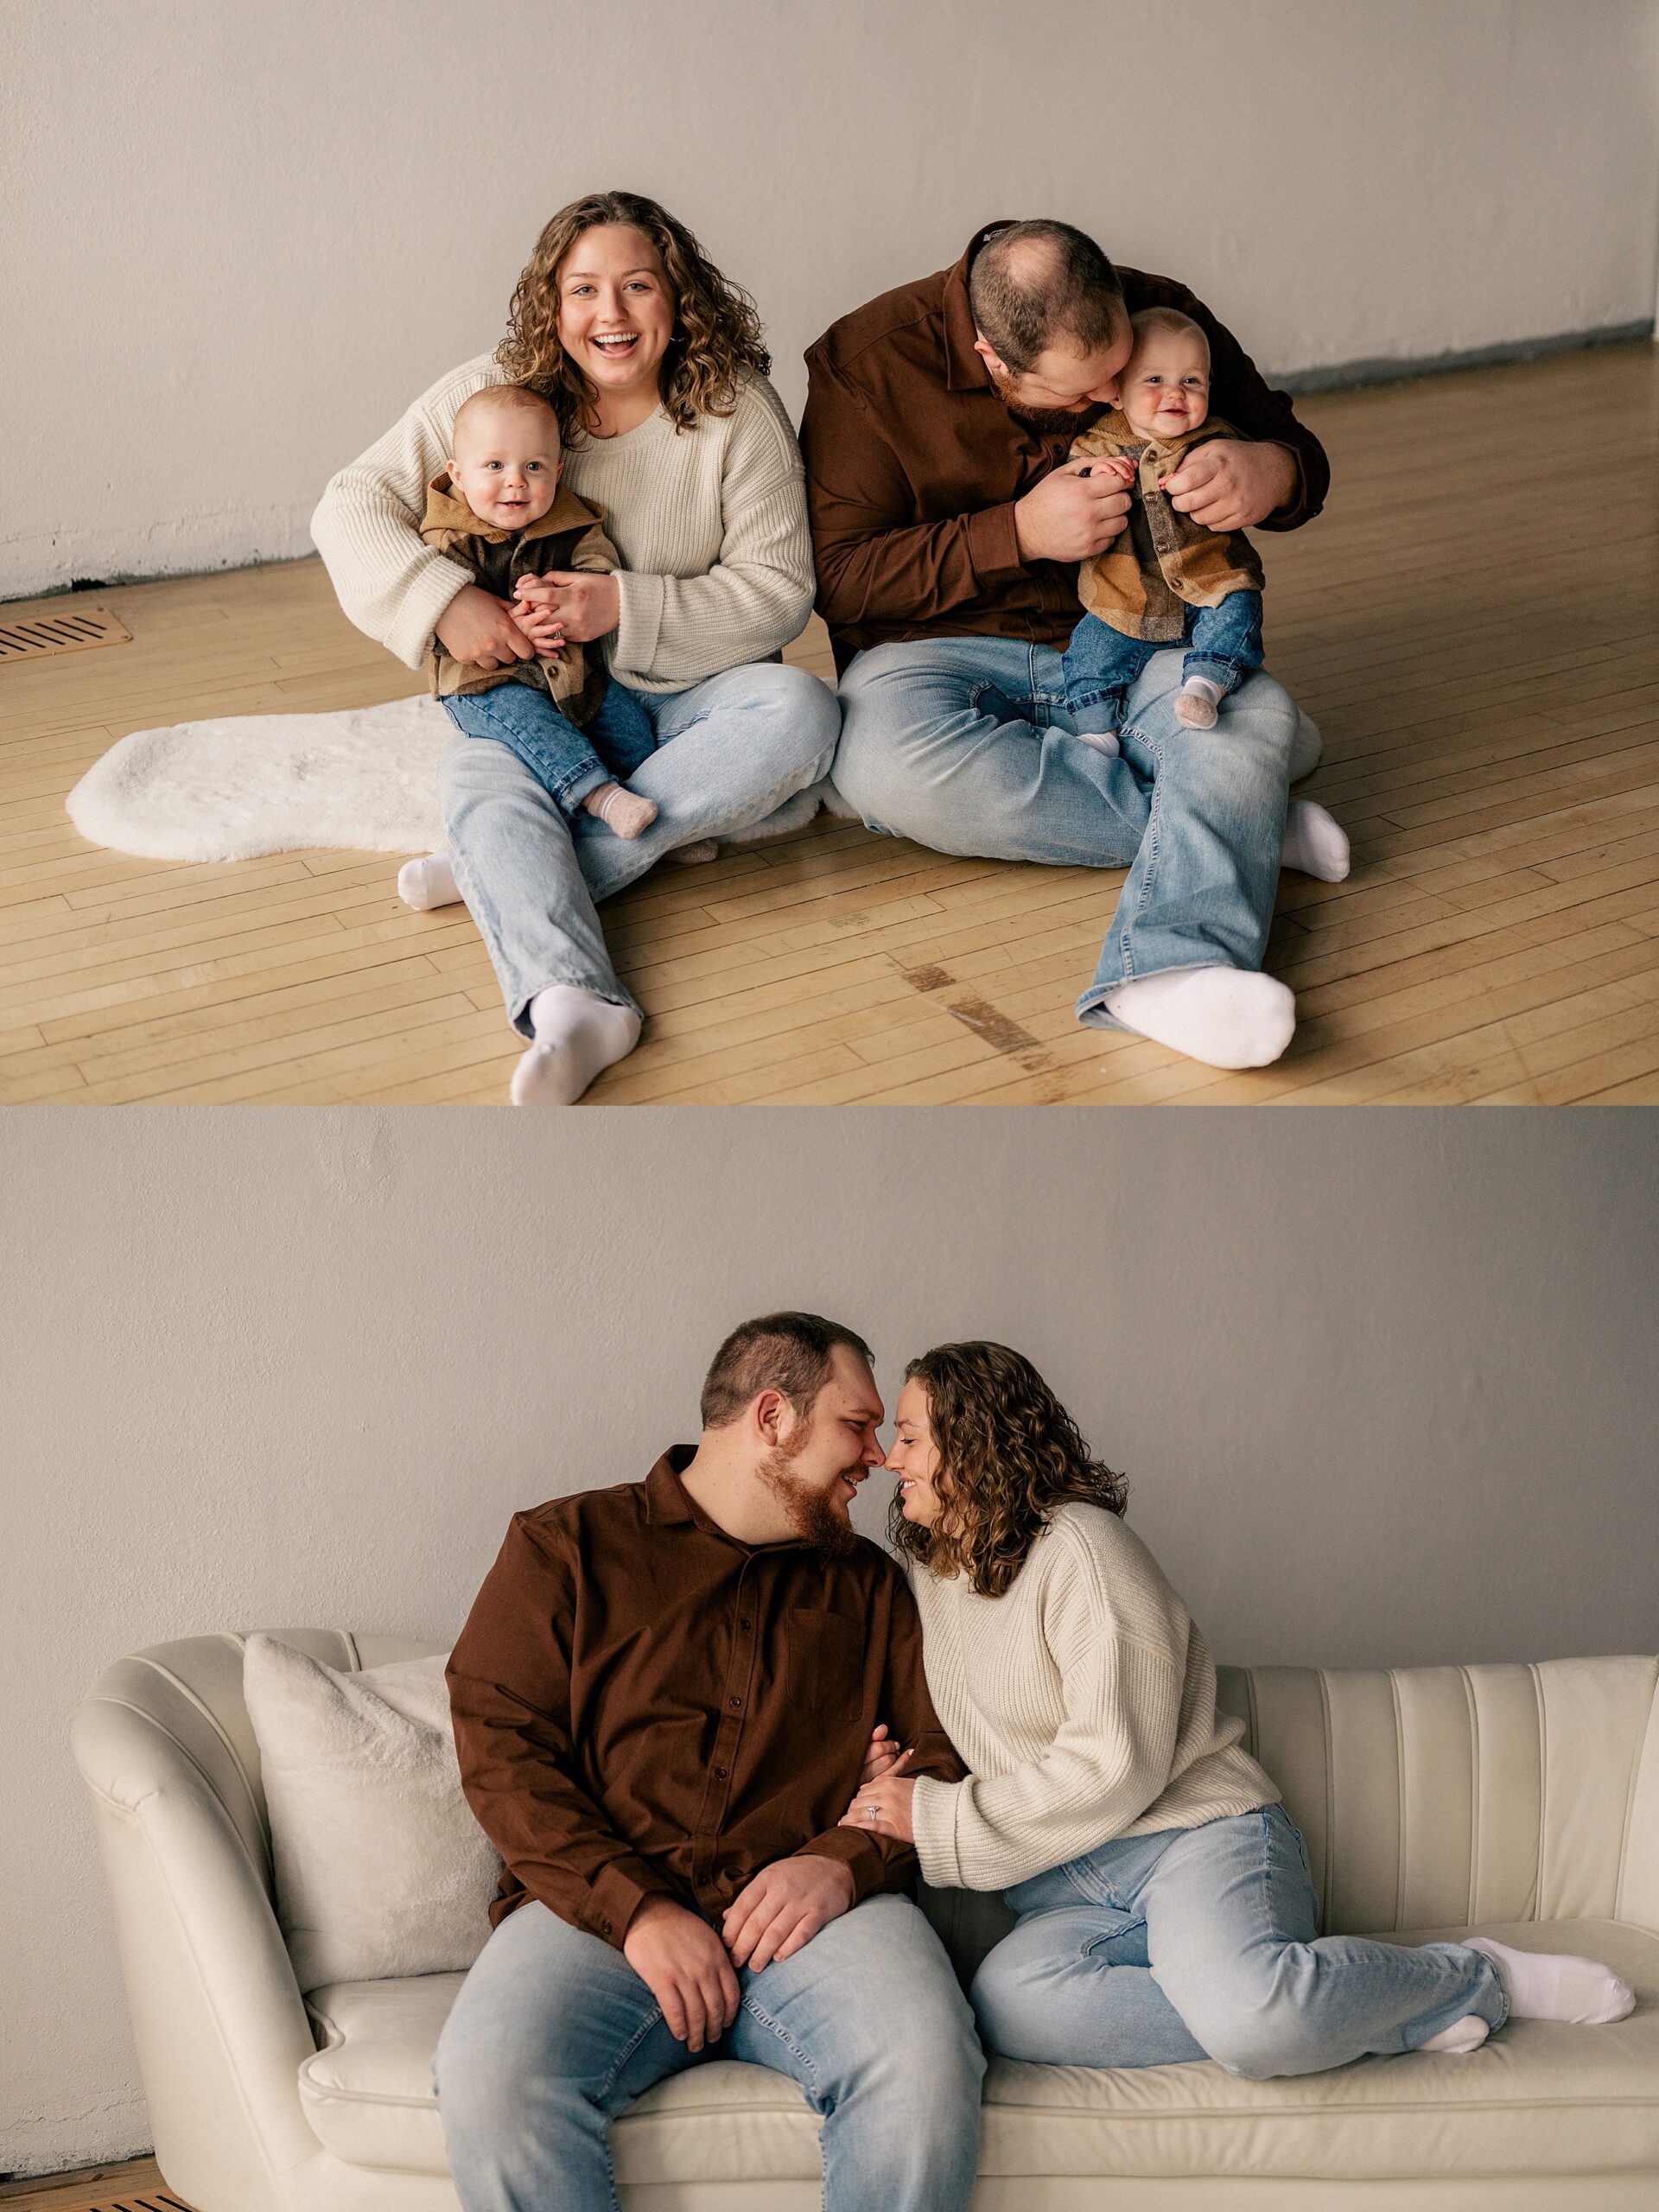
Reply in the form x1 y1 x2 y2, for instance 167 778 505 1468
985 357 1110 439
756 1442 861 1557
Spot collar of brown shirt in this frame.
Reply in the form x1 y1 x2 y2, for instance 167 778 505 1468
446 1449 961 1951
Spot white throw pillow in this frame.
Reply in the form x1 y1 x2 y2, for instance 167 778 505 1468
243 1635 502 1992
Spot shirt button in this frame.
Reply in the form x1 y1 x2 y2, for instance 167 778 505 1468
739 1618 753 1631
729 1695 742 1709
601 1919 613 1936
715 1765 728 1778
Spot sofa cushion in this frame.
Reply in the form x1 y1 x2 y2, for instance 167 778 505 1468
245 1635 502 1991
300 1920 1659 2186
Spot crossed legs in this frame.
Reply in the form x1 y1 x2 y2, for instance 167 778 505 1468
833 637 1344 1069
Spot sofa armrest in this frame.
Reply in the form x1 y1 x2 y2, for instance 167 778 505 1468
71 1677 322 2212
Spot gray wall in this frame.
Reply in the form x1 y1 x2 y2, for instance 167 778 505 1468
3 1107 1658 2171
5 0 1659 595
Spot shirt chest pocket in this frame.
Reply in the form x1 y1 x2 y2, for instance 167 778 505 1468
785 1609 863 1720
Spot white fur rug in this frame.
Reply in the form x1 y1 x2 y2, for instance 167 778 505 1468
66 690 847 863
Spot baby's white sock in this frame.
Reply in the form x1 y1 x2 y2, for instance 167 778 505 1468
584 781 658 840
1174 677 1224 730
1072 729 1122 758
512 984 642 1106
1281 800 1351 883
1419 2015 1491 2054
1103 965 1296 1070
1464 1938 1635 2026
397 851 462 910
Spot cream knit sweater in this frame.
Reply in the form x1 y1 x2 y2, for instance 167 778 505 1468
909 1503 1278 1892
310 356 815 695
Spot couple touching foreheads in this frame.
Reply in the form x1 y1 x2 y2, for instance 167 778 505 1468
435 1313 1632 2212
315 189 1354 1107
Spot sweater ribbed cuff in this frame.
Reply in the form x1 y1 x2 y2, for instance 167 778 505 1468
908 1775 960 1890
613 569 665 681
385 554 476 671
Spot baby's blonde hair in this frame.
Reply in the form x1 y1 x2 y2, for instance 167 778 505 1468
451 384 562 448
1128 306 1211 367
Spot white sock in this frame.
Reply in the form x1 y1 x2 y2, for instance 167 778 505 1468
584 781 658 840
1281 799 1351 883
1464 1938 1635 2026
397 851 461 910
512 984 642 1106
1419 2014 1491 2054
1103 965 1295 1070
1073 729 1121 757
1174 677 1224 730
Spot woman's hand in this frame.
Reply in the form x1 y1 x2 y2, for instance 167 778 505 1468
514 569 621 644
434 584 537 671
509 582 567 658
858 1726 912 1789
839 1772 917 1843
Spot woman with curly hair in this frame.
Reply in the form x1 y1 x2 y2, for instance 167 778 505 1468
313 193 837 1103
844 1343 1631 2075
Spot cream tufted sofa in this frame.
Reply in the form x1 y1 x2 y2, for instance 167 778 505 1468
72 1633 1659 2212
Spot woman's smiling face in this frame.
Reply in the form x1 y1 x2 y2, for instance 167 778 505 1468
887 1376 950 1527
555 223 675 406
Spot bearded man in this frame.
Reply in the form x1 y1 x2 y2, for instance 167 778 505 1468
436 1312 983 2212
803 219 1348 1071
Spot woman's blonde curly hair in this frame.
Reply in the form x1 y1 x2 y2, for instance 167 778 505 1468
889 1342 1128 1599
495 191 771 441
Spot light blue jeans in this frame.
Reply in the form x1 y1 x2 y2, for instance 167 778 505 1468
831 636 1307 1027
434 1895 985 2212
442 660 840 1032
971 1804 1509 2078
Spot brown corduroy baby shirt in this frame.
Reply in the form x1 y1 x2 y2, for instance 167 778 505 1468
801 222 1328 672
447 1451 962 1952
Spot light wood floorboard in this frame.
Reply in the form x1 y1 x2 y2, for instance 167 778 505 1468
0 2157 189 2212
2 342 1656 1103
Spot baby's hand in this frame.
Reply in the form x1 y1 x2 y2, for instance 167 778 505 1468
1080 454 1135 486
512 584 565 656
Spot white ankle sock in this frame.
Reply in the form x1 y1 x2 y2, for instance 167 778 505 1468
1103 965 1295 1069
397 851 461 910
512 984 642 1105
1281 800 1351 883
1073 729 1121 757
1464 1938 1636 2026
584 781 658 840
1419 2014 1491 2054
1174 677 1223 730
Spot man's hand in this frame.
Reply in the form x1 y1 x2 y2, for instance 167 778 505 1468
514 569 621 644
721 1855 855 1973
622 1895 741 2052
433 583 537 671
858 1724 912 1788
839 1773 917 1844
1159 442 1298 532
1013 454 1134 565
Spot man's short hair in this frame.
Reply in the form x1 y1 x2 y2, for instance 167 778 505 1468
701 1312 874 1429
969 220 1125 375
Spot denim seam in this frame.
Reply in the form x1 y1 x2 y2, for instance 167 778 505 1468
737 1991 823 2101
595 2004 672 2106
1119 730 1166 977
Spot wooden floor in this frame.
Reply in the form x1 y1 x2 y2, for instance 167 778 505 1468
0 2158 188 2212
3 343 1656 1105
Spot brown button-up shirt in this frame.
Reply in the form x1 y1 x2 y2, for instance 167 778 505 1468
801 223 1329 671
447 1452 962 1951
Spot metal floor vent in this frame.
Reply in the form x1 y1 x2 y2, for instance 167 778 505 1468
0 605 132 663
